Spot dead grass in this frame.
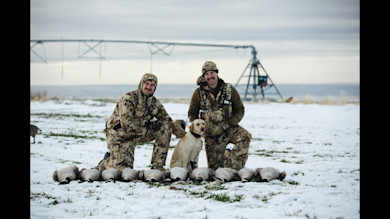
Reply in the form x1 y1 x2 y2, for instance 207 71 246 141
31 90 48 102
289 95 359 105
30 92 359 106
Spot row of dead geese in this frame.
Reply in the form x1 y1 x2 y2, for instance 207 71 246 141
53 165 286 185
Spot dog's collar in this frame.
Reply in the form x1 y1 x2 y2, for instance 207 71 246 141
190 131 202 138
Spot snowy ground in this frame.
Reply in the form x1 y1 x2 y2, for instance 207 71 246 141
30 99 360 219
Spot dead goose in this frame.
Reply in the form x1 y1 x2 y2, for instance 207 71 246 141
121 168 139 182
79 168 100 183
189 167 215 182
174 119 186 130
214 167 239 183
254 167 286 182
139 169 169 182
168 167 189 181
102 168 121 182
53 165 79 185
238 167 254 182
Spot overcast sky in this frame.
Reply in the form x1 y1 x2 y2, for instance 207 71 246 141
30 0 359 85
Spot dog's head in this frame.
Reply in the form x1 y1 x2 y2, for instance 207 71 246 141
189 119 206 136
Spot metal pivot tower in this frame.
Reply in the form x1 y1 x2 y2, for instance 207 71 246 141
235 46 284 101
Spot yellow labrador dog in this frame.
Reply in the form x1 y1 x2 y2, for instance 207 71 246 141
170 119 205 171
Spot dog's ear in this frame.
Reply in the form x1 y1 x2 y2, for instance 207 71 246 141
189 122 194 132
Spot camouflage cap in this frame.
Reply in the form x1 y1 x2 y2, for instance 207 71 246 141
202 61 218 75
138 73 158 90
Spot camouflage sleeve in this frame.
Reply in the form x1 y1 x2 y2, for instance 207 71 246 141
118 94 147 135
154 98 172 124
147 98 170 127
188 88 201 122
228 86 245 126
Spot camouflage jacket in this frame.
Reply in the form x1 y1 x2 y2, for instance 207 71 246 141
188 76 245 136
105 74 173 138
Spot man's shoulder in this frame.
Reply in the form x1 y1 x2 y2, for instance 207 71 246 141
151 95 162 103
227 83 238 92
221 82 238 94
221 82 237 91
144 95 164 108
120 90 139 101
190 87 200 95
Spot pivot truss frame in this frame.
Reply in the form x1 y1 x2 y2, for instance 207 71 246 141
30 39 283 101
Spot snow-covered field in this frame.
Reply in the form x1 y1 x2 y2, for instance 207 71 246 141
30 99 360 219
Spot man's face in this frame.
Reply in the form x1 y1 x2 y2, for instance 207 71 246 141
142 80 156 96
204 71 218 88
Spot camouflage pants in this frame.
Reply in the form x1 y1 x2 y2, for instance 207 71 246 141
99 120 174 171
205 125 251 171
